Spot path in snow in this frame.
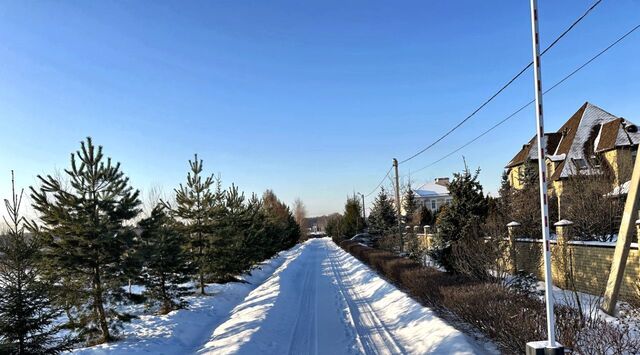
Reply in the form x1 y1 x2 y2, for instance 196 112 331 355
198 238 487 355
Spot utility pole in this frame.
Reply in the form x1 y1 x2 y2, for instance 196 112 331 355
393 158 403 251
526 1 563 353
358 192 366 221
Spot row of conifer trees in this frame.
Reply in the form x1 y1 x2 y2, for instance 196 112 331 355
0 137 301 353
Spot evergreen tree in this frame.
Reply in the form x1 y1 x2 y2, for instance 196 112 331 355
0 172 73 354
164 154 217 295
341 196 364 238
402 183 418 225
368 187 397 234
416 204 433 226
430 165 487 273
137 205 192 314
29 138 141 344
261 190 300 253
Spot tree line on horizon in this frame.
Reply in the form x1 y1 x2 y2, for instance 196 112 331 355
0 137 301 353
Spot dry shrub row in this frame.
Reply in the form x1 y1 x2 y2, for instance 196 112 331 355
338 240 640 354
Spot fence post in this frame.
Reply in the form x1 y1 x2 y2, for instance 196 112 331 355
507 221 521 273
554 219 573 288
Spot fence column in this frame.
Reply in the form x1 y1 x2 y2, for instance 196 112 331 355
507 221 521 273
554 219 574 288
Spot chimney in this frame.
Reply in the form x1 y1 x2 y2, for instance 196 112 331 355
434 177 450 187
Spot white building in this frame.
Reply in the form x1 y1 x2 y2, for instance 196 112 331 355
414 178 452 212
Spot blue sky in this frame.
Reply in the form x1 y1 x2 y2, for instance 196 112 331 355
1 0 639 217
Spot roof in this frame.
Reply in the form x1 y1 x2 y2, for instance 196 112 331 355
414 182 449 198
507 102 640 181
506 133 562 168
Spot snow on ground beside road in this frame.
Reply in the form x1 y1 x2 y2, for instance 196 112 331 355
70 243 307 355
199 238 488 355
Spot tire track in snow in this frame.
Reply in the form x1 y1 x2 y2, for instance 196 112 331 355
325 240 406 355
285 244 318 355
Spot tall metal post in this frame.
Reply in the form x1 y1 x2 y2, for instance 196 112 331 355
392 158 403 251
359 193 366 221
527 1 561 352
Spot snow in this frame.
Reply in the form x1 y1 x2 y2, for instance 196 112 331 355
69 238 486 354
198 238 487 354
69 243 307 355
414 182 449 197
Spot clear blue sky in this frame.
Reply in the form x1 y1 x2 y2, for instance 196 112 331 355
1 0 639 217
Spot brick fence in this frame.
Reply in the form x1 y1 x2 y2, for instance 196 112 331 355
417 224 640 301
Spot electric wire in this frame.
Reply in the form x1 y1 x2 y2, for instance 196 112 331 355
406 23 640 176
398 0 603 165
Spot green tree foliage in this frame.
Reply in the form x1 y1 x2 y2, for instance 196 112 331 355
367 187 397 234
430 166 488 274
29 137 141 344
341 196 365 239
325 214 344 242
0 172 73 354
261 190 300 254
416 205 433 226
137 205 192 314
164 155 218 295
402 183 418 225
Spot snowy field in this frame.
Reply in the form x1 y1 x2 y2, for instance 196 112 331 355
71 238 489 354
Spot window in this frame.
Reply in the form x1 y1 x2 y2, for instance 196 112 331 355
431 200 436 210
572 158 588 170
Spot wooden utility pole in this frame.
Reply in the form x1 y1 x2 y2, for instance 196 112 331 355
393 158 403 251
358 193 366 221
601 150 640 314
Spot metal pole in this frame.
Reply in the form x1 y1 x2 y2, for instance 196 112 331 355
359 193 366 221
393 158 403 251
529 0 557 348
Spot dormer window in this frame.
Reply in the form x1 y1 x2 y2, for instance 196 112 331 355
572 158 588 171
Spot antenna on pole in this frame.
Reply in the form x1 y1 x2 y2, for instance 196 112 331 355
526 1 563 353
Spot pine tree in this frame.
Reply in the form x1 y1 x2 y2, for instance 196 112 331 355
261 190 300 253
137 205 192 314
164 154 216 295
402 183 418 225
368 187 397 234
0 172 73 354
29 137 141 344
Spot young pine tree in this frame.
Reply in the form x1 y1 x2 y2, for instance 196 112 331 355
164 154 217 295
29 138 141 344
137 205 192 314
0 172 73 354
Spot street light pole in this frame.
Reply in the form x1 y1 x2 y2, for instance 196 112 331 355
526 1 563 353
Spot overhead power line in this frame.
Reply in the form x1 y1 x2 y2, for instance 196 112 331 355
364 165 393 197
398 0 603 165
406 22 640 176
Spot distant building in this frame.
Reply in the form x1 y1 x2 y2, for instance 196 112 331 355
505 102 640 211
414 177 452 212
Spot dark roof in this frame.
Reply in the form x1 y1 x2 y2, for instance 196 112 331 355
506 102 640 181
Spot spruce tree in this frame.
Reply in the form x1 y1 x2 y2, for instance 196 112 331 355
430 165 487 273
164 154 216 295
402 183 418 225
417 204 433 226
368 187 397 234
137 205 192 314
29 137 141 344
341 196 365 238
0 172 73 354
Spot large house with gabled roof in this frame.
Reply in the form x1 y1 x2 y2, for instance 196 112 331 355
505 102 640 212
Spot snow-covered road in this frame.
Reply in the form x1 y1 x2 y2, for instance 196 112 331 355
198 238 485 355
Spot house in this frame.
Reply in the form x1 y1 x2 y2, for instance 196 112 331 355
505 102 640 211
414 177 452 212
